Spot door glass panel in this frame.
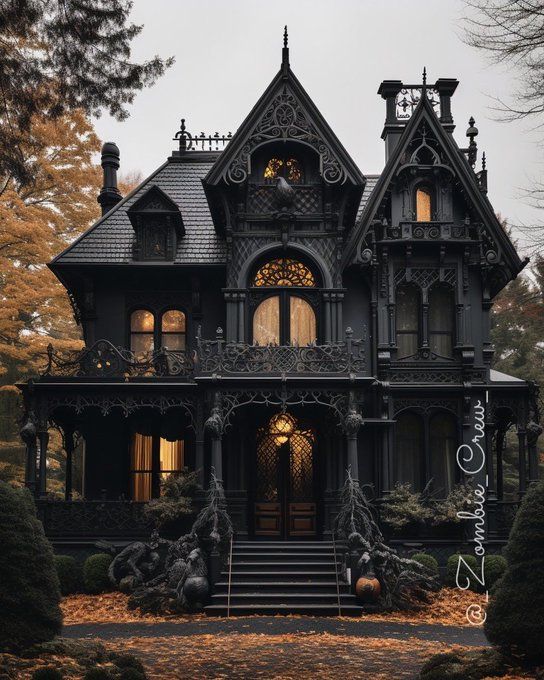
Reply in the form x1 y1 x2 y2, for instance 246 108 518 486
289 430 314 499
253 296 280 344
289 296 316 345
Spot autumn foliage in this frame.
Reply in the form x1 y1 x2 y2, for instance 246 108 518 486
0 109 101 382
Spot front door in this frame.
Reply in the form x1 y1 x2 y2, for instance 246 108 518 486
254 413 316 538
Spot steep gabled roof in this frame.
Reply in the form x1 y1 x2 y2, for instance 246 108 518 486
204 51 365 189
341 94 525 279
51 157 226 266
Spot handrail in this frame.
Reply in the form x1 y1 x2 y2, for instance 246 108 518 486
332 531 342 617
226 532 234 618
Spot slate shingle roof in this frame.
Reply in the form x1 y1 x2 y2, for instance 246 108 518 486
53 158 380 266
53 158 226 265
356 174 380 224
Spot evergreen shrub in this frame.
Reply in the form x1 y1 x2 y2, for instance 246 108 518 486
83 554 113 594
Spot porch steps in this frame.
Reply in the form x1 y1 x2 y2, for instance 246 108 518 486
204 540 363 617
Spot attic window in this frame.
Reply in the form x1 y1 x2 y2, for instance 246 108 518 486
264 157 303 183
416 187 432 222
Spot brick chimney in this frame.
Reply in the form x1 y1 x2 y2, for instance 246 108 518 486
97 142 122 216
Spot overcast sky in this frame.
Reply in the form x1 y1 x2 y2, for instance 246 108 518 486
91 0 543 253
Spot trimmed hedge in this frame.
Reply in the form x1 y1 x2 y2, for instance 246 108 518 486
54 555 82 595
446 554 479 591
83 553 113 594
0 482 62 652
411 553 439 577
483 555 507 591
485 480 544 664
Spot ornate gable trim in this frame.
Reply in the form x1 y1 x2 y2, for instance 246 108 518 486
341 95 526 285
204 68 365 188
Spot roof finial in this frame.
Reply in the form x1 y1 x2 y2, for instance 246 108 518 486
422 66 427 86
482 151 486 171
282 25 289 76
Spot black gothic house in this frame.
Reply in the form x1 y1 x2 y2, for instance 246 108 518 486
20 37 540 562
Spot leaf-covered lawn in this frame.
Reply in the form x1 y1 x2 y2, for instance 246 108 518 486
61 588 488 627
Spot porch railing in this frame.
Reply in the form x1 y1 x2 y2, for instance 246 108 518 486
41 330 366 379
36 499 154 539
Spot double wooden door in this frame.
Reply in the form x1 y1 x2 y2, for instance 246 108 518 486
254 425 316 538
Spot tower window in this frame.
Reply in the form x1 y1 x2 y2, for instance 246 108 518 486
416 186 432 222
264 157 303 183
429 285 455 357
396 285 420 358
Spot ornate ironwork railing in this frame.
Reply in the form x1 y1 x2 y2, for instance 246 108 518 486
36 499 154 538
42 340 193 378
174 118 232 152
42 332 366 379
195 328 366 375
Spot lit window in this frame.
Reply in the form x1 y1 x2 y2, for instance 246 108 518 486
253 258 315 287
263 157 303 183
416 186 432 222
253 296 280 345
130 310 154 356
131 433 185 501
161 309 186 350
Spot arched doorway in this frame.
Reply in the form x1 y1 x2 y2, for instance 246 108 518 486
254 413 316 537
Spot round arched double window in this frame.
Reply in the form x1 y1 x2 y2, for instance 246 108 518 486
251 258 317 346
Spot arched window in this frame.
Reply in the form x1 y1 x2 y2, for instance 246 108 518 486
251 258 317 345
416 186 432 222
395 412 423 490
161 309 186 350
130 310 154 356
253 258 315 287
396 285 420 358
264 157 303 183
429 285 455 357
429 412 457 496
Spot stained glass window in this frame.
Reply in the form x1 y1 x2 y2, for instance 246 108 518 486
253 258 315 287
263 157 303 183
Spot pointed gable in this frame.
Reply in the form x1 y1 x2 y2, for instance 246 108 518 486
204 52 365 189
342 92 526 295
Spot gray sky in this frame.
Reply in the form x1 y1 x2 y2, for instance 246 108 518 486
92 0 543 253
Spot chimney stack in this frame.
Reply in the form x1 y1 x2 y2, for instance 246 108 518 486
98 142 121 216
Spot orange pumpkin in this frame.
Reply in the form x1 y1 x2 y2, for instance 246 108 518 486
355 576 381 603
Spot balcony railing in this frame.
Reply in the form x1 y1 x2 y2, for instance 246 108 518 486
384 222 469 241
42 330 366 379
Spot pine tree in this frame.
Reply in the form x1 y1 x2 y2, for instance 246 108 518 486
0 2 173 185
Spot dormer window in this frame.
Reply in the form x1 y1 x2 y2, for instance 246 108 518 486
416 186 432 222
264 156 303 184
127 185 184 261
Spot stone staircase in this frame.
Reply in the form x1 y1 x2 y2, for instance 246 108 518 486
204 540 363 616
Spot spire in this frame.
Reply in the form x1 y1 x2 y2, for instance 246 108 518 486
282 25 289 77
422 66 427 88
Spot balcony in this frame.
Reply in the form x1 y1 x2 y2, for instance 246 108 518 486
41 329 366 380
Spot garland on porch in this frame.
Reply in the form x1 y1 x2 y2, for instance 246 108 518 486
334 470 440 611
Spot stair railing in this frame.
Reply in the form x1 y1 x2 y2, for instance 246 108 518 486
226 532 234 618
332 531 342 617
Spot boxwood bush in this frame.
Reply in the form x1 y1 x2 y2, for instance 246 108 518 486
483 554 507 591
485 480 544 664
411 553 439 578
446 553 479 591
83 553 113 594
54 555 82 595
0 481 62 652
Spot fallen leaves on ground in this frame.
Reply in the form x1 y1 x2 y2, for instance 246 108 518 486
61 591 205 624
359 588 488 626
61 588 486 627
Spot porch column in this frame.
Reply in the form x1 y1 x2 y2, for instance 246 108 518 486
20 410 38 497
64 428 75 501
496 425 505 500
195 401 205 485
37 419 49 498
344 402 363 483
485 417 496 500
204 393 224 485
517 426 527 498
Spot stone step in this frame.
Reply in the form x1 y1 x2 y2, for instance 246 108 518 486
213 581 350 593
204 604 363 617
